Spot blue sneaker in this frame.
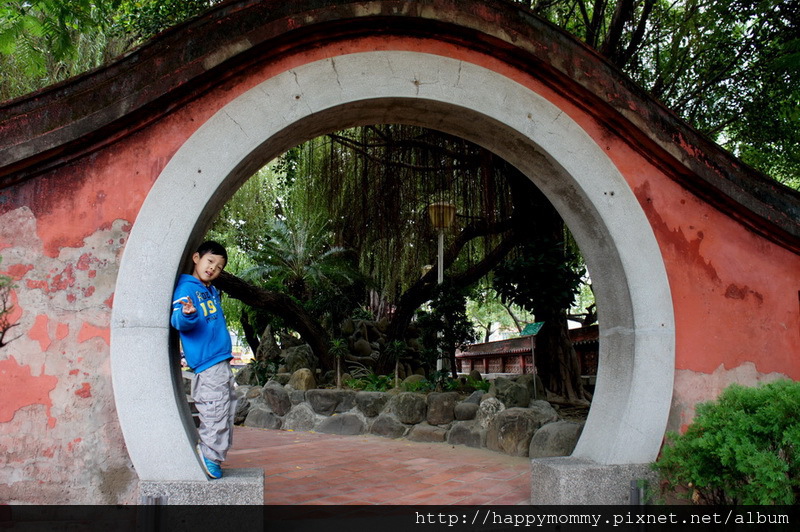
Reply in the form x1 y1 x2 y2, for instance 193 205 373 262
196 443 223 479
203 457 223 479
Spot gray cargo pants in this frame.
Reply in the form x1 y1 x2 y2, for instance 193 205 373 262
192 359 237 464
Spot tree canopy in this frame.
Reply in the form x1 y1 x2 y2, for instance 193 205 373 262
2 1 797 185
517 0 800 187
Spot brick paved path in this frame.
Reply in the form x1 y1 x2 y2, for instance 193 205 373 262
225 426 531 505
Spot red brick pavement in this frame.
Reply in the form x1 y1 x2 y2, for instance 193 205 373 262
224 426 531 505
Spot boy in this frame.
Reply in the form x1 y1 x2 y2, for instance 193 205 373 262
171 241 236 479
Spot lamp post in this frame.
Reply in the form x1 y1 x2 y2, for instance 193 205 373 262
428 202 456 372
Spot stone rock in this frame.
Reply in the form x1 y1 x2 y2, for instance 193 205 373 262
234 365 258 386
261 383 291 416
355 391 389 417
517 374 547 401
407 423 447 443
529 420 585 458
447 421 485 448
426 392 459 425
317 413 366 436
352 338 372 357
476 397 505 428
369 414 407 439
401 374 426 388
491 377 530 408
234 398 251 425
282 344 318 373
256 325 281 361
454 402 479 421
289 389 306 405
268 374 291 386
376 317 390 332
245 387 262 400
468 369 483 382
321 370 337 386
280 333 305 349
243 404 282 430
486 406 557 457
528 400 560 424
283 403 317 432
287 368 316 391
335 390 357 413
234 385 252 400
387 392 427 424
306 389 347 415
464 390 485 404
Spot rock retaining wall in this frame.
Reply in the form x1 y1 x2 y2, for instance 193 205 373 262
234 375 584 458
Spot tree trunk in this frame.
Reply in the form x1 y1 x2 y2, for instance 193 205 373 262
522 174 588 405
239 311 260 355
214 271 333 370
535 310 587 404
385 219 515 342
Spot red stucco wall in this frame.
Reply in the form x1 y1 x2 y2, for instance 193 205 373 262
1 8 798 503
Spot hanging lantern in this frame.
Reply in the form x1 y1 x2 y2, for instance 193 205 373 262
428 202 456 230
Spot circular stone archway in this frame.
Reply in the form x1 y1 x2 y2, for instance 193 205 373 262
111 51 674 483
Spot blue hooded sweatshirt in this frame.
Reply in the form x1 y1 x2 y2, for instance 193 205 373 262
171 274 232 373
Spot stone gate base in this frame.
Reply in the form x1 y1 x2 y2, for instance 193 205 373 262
531 457 658 505
138 468 264 505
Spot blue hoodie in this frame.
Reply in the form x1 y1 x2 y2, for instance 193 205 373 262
171 274 232 373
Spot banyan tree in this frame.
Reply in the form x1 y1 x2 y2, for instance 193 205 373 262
213 124 590 403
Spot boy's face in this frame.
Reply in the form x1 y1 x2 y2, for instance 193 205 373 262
192 252 226 286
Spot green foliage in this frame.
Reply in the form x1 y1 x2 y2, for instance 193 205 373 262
350 307 374 321
654 379 800 505
244 213 362 303
493 235 584 317
515 0 800 189
401 372 468 393
219 200 365 341
466 285 535 341
384 340 406 362
0 0 127 100
430 282 477 354
2 1 797 187
247 358 278 387
466 375 491 392
115 0 222 40
329 338 349 360
345 373 395 392
402 378 435 393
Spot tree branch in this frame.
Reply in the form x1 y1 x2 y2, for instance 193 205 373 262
214 271 333 369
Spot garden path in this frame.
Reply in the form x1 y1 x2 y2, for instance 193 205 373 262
225 426 531 505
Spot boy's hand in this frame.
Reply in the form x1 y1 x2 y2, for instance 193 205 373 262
175 297 196 315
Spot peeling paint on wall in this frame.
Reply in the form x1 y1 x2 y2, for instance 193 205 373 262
668 363 788 433
0 355 58 427
0 207 136 504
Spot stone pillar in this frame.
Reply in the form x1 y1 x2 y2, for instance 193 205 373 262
530 457 658 505
139 468 264 505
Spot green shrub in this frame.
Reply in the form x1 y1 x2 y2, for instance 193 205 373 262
248 358 279 387
345 373 394 392
402 378 435 393
654 379 800 505
467 375 491 392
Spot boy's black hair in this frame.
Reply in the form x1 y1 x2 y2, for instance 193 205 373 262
196 241 228 264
